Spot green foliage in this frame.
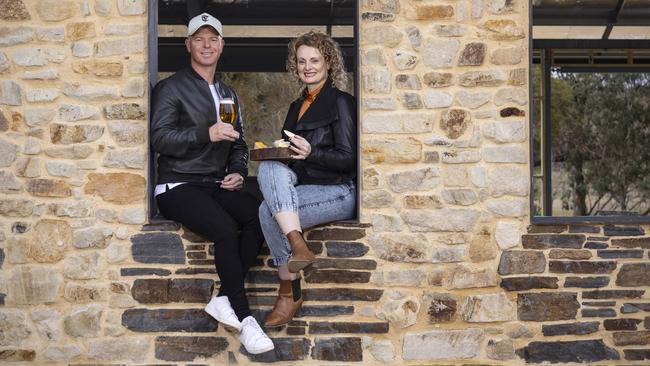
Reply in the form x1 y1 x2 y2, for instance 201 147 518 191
549 73 650 215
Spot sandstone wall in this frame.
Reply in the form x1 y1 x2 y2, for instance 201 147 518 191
1 0 649 365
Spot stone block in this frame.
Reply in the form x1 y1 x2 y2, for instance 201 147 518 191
517 292 580 321
324 241 368 259
435 24 469 37
63 82 119 100
306 269 371 284
542 321 600 336
8 265 62 304
304 288 383 302
85 172 145 204
583 289 645 299
121 267 171 276
517 340 619 363
598 249 644 259
489 166 528 197
491 46 523 65
0 350 35 362
459 70 506 87
26 178 71 197
423 39 459 68
395 74 421 90
455 91 491 109
361 0 400 13
0 26 33 46
0 80 21 106
122 308 217 332
1 0 31 20
0 310 31 346
393 50 418 70
446 264 498 289
604 318 642 331
307 227 365 241
296 305 354 318
104 21 145 35
440 108 471 139
549 260 617 274
50 123 104 144
486 198 527 217
117 0 146 15
549 249 592 259
483 146 526 163
500 276 559 291
403 328 483 360
498 251 545 275
312 337 362 362
71 41 92 57
617 263 650 286
66 22 95 41
63 252 101 280
41 344 83 362
480 19 525 41
399 92 422 109
611 237 650 248
64 304 102 337
363 97 398 110
423 72 453 88
483 120 526 143
242 337 311 362
523 234 585 249
131 278 213 304
25 108 55 126
387 167 439 193
26 88 59 102
308 322 388 334
495 87 527 105
361 26 402 48
36 0 76 21
458 42 486 66
501 106 526 117
96 37 145 57
624 349 650 361
88 337 149 363
362 67 391 93
361 48 386 66
461 292 516 322
402 209 480 232
564 276 610 288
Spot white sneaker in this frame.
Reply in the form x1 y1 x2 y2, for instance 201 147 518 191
240 316 275 354
204 296 242 331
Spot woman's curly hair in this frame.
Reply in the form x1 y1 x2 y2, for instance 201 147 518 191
286 31 347 88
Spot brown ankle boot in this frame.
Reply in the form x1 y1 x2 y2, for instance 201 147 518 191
286 230 316 273
264 277 303 327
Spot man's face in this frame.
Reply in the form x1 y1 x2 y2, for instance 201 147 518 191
185 26 223 68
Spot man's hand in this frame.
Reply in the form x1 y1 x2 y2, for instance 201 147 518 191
220 172 245 191
289 134 311 160
209 121 240 142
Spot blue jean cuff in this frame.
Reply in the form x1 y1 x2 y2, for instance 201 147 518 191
272 254 291 266
270 202 298 216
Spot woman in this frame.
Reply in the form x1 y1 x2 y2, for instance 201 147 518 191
257 31 357 327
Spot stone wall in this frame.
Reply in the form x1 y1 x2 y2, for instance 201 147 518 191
1 0 649 365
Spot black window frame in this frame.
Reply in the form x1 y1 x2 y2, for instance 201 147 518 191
147 0 360 223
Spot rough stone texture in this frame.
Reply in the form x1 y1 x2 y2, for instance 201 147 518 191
461 293 516 322
517 340 620 363
88 337 149 363
8 265 62 304
155 336 229 361
459 70 506 87
423 72 453 88
401 209 480 232
0 80 21 106
361 26 402 48
403 328 484 360
64 304 102 337
518 292 580 321
458 42 486 66
616 263 650 286
387 167 439 193
312 337 362 362
362 137 421 164
498 251 546 275
0 0 31 20
368 233 428 263
440 108 471 139
423 39 459 69
446 265 498 289
0 310 31 346
85 172 145 204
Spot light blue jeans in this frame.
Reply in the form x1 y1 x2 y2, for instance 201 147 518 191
257 161 356 265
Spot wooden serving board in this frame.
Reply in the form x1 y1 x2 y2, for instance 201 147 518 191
250 147 291 161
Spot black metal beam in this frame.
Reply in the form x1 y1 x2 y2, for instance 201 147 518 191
602 0 627 40
159 0 355 25
541 49 553 216
533 7 650 26
534 39 650 49
158 37 356 72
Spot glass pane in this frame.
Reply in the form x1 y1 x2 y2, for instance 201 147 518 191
549 72 650 216
531 62 543 216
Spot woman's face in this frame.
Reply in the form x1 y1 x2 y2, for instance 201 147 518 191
296 45 328 90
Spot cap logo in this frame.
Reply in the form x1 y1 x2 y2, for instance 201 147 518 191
202 15 208 21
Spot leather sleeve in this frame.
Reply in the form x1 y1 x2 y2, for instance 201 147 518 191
150 81 211 157
305 94 356 173
227 92 249 178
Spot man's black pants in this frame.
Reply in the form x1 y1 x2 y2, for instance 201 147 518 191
156 183 264 320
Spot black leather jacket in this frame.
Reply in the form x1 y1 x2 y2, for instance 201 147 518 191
151 67 248 184
282 81 357 185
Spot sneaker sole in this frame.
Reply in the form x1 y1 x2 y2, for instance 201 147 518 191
245 343 275 355
204 305 242 331
287 259 314 273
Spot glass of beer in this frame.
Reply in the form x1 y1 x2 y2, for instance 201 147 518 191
219 98 236 124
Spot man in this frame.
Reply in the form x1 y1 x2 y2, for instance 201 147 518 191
151 12 274 354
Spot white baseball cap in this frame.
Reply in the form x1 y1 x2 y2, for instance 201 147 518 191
188 12 223 37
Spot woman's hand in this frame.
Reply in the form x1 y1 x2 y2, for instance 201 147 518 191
220 172 245 191
289 134 311 160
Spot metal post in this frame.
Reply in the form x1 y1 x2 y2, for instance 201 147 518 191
541 48 553 216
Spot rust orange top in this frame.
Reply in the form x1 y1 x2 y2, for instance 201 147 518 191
297 83 325 121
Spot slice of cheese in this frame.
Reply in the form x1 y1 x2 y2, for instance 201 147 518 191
283 130 296 139
273 139 290 148
253 141 268 149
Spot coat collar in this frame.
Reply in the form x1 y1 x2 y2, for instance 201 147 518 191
286 80 338 131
